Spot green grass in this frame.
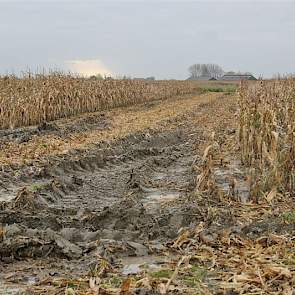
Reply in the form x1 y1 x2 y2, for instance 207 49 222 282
150 266 207 288
200 84 237 94
108 275 122 288
181 265 207 288
281 210 295 223
30 183 44 192
150 269 173 279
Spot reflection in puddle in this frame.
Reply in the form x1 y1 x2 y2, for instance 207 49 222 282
0 194 15 203
170 166 187 174
121 255 171 275
27 276 38 285
122 264 141 275
213 159 250 203
143 190 180 210
145 192 180 202
0 283 24 295
0 276 38 294
152 172 166 180
152 166 187 181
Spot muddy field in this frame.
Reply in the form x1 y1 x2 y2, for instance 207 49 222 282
0 91 294 294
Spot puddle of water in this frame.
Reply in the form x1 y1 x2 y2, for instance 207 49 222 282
143 190 180 210
152 172 166 180
238 190 250 203
213 161 250 203
0 283 25 295
0 180 50 203
27 276 38 285
121 255 169 265
0 194 15 203
0 275 38 294
121 255 171 275
145 192 180 203
170 166 187 174
122 264 141 275
152 163 188 181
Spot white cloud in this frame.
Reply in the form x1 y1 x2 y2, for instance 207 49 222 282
66 59 113 77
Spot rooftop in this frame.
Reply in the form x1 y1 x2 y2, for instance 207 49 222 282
220 74 257 81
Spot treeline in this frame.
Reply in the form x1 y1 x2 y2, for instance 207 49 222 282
188 64 224 79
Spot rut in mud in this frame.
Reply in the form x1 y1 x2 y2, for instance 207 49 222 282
0 127 198 234
0 132 197 291
1 93 233 293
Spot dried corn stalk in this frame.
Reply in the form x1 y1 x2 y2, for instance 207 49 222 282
0 73 200 129
238 79 294 201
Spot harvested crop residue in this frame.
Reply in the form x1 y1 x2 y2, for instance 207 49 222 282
0 90 294 294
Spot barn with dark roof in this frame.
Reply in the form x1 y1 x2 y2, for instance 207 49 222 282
220 74 257 81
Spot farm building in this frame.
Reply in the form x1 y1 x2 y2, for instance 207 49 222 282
187 76 217 81
220 74 257 81
133 77 155 81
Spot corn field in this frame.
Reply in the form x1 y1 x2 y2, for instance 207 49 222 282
0 74 200 129
238 79 295 200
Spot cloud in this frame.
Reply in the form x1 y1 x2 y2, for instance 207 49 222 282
66 59 113 77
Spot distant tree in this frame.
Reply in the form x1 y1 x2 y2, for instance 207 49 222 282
104 75 113 80
200 64 210 76
146 76 155 81
188 63 223 79
206 64 224 78
122 75 132 80
188 64 200 78
89 73 103 80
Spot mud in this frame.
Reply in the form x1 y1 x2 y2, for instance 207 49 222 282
0 112 110 144
0 107 204 292
1 93 270 294
213 158 250 203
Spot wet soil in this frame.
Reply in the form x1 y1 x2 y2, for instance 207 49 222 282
1 93 286 294
0 93 225 294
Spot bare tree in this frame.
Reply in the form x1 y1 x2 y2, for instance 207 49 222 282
200 64 210 76
188 63 224 79
188 64 200 79
206 64 224 78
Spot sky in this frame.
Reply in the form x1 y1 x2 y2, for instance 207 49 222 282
0 0 294 79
